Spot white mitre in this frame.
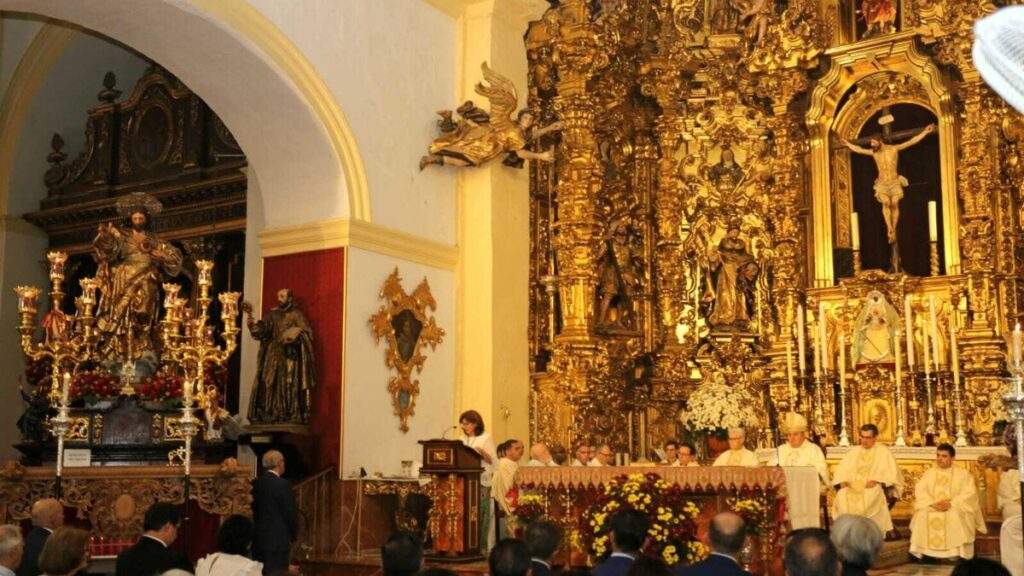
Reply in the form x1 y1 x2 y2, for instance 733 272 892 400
975 7 1024 115
781 412 808 435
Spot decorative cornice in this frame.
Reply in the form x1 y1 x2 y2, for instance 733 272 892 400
259 218 458 271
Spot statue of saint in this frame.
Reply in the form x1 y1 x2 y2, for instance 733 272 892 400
860 0 897 37
703 222 759 328
708 0 741 33
852 290 900 365
243 289 317 425
596 219 642 327
739 0 772 47
708 146 745 191
92 193 183 363
840 122 936 243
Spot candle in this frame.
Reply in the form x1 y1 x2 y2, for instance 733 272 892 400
797 304 807 375
1014 322 1023 373
928 201 938 242
929 296 941 372
62 372 71 406
819 302 829 372
904 295 915 370
895 328 903 386
951 318 960 386
923 317 932 377
786 339 796 401
839 333 846 391
814 310 822 379
850 212 861 250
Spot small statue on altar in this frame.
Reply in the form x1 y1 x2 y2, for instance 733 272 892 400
419 63 562 170
859 0 897 37
852 290 900 365
707 146 746 192
243 289 317 425
596 218 642 328
703 221 759 329
92 193 183 363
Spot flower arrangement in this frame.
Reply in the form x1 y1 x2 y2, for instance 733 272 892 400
512 493 547 527
678 373 760 436
580 472 706 566
729 497 767 535
71 371 119 403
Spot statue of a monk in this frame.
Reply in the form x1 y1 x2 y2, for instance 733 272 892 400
243 289 317 425
92 193 183 363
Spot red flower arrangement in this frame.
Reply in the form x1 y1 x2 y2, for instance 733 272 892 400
71 371 119 403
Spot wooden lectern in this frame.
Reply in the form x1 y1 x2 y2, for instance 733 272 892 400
419 439 484 561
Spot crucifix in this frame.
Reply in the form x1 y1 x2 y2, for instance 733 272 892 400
837 108 936 272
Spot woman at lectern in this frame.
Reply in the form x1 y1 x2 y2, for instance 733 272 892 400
459 409 496 550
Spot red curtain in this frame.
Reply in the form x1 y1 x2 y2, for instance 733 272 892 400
261 248 345 468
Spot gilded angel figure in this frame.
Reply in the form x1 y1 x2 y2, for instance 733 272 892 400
419 62 562 170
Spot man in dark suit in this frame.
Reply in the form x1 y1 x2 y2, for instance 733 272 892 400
593 509 648 576
381 532 421 576
17 499 62 576
783 528 840 576
115 502 191 576
675 512 750 576
524 520 561 576
489 538 531 576
252 450 298 576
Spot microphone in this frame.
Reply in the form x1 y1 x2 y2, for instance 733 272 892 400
441 425 459 439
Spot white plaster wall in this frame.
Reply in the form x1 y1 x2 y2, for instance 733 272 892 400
238 168 265 424
0 17 43 93
342 247 454 477
248 0 458 245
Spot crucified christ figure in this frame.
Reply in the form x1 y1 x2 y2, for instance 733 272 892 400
839 122 936 243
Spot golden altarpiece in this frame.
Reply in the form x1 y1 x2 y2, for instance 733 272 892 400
525 0 1022 463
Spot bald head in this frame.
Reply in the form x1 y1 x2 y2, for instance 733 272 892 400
530 443 551 463
262 450 285 473
31 499 63 530
709 512 747 556
785 528 840 576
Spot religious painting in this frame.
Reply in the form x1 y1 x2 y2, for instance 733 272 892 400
370 269 445 432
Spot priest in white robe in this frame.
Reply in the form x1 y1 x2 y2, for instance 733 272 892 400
679 442 700 467
833 423 903 534
525 442 558 467
570 443 592 467
909 444 986 560
713 427 759 467
768 412 829 484
660 440 681 466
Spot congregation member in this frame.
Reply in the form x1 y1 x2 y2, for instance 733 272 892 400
550 445 568 466
525 442 558 467
593 510 647 576
252 450 298 575
0 525 23 576
590 444 614 467
830 514 882 576
115 502 191 576
492 439 525 538
660 440 681 466
712 428 758 467
951 558 1013 576
627 557 672 576
459 409 497 549
195 515 263 576
523 520 561 576
571 443 592 467
832 423 902 537
678 443 699 467
909 444 986 561
768 413 828 484
18 499 62 576
675 512 749 576
489 538 531 576
783 529 840 576
38 527 90 576
999 428 1023 576
381 533 422 576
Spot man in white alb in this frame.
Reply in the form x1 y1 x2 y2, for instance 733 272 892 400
768 412 829 484
525 443 559 467
589 444 613 467
909 444 986 560
833 423 903 536
660 440 681 466
679 442 700 467
570 443 592 467
712 428 759 467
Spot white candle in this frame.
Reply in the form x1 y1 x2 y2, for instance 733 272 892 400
797 304 807 375
814 309 822 379
786 339 795 397
923 318 932 377
928 201 938 242
951 319 960 386
851 212 861 250
929 296 941 372
904 295 915 370
839 333 846 391
1014 322 1023 373
819 302 829 372
61 372 71 406
895 328 903 386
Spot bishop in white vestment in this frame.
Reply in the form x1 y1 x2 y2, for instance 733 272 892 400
833 424 903 533
768 412 829 484
909 444 986 559
712 428 759 467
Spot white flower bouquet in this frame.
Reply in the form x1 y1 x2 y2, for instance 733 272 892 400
679 374 760 435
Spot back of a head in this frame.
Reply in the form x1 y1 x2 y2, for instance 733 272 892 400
144 502 182 532
217 514 255 556
625 555 671 576
708 512 746 556
31 499 62 529
609 509 649 553
523 520 562 561
951 558 1012 576
0 525 23 562
416 569 458 576
382 532 423 576
784 529 840 576
262 450 284 470
162 570 194 576
38 527 89 576
830 515 881 569
488 538 531 576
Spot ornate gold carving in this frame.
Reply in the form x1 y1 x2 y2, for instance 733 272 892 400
369 269 445 433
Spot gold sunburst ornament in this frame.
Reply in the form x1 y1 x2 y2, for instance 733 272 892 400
369 268 445 432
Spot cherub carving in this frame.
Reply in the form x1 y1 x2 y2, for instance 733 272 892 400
419 62 562 170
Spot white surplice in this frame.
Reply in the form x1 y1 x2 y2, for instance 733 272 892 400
832 444 903 532
712 448 759 467
909 466 986 559
768 441 830 485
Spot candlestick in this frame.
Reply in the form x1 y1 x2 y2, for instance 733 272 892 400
61 371 71 406
904 295 915 370
929 296 941 373
838 333 850 446
928 201 938 242
923 317 932 378
951 321 967 446
850 212 861 250
814 309 822 380
786 339 797 410
818 302 829 372
895 328 907 446
1013 322 1022 373
797 304 807 375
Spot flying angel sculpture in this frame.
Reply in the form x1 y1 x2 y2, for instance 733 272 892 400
419 62 562 170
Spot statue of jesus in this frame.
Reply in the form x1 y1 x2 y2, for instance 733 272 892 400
840 122 936 243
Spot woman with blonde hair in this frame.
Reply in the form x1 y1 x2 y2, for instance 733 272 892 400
37 527 89 576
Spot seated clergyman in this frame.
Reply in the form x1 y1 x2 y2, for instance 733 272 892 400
712 428 759 467
570 443 592 467
768 412 828 485
525 443 558 467
660 440 681 466
679 442 699 467
589 444 613 467
832 424 903 536
909 444 986 560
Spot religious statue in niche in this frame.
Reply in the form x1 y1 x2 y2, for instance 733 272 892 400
370 269 446 433
93 192 183 370
739 0 772 47
838 118 936 243
860 0 897 38
702 221 760 329
852 290 900 365
596 218 643 329
708 0 742 33
419 62 563 170
242 289 317 426
707 145 746 191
